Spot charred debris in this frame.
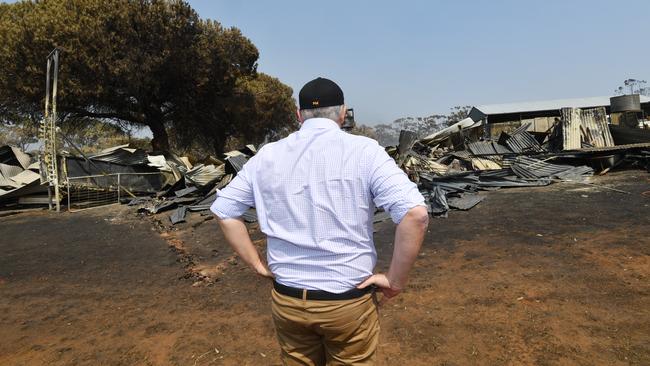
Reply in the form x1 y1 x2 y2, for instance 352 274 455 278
392 106 649 217
1 106 649 222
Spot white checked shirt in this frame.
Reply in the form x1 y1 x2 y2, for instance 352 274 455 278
211 118 425 293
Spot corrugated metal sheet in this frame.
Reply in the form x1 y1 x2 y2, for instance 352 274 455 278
561 107 615 151
226 155 248 173
169 206 187 225
506 132 544 153
0 163 24 179
579 107 614 148
467 141 512 155
511 156 593 180
504 123 544 153
561 108 582 150
553 166 594 180
184 164 225 187
9 170 41 185
87 146 149 165
0 145 32 169
448 194 484 210
477 169 512 178
0 175 20 188
427 186 448 214
174 186 198 197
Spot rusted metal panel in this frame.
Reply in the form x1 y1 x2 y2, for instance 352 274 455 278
561 107 614 150
561 108 582 150
580 107 614 147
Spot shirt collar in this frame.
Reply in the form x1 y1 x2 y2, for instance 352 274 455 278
300 118 340 131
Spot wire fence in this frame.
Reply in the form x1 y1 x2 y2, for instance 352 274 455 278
66 172 163 212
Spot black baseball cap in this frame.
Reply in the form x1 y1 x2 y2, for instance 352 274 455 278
299 77 344 110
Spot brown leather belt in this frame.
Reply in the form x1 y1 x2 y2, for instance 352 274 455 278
273 281 374 301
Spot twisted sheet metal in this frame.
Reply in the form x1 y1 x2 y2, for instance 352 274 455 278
468 141 512 155
505 128 544 153
185 164 225 187
511 156 593 180
447 194 484 210
226 154 248 173
87 146 149 166
0 146 32 169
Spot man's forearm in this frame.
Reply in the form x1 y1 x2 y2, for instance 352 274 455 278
387 206 429 290
216 217 270 276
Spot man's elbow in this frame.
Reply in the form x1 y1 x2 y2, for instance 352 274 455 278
213 213 236 229
406 205 429 231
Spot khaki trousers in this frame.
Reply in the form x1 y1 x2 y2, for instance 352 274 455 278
271 289 380 366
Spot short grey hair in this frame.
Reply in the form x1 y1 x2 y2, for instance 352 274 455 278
300 105 344 122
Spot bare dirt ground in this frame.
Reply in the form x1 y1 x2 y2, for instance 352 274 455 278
1 170 649 365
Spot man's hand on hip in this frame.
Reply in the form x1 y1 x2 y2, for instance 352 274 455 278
216 217 273 281
357 273 401 306
255 263 274 279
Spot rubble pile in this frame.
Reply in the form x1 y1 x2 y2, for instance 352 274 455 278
1 107 649 221
124 145 259 225
391 107 650 217
140 106 648 222
0 146 47 205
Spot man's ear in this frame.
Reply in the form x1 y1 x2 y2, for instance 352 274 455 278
339 105 347 124
296 109 303 123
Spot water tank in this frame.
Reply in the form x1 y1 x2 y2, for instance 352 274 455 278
610 94 641 112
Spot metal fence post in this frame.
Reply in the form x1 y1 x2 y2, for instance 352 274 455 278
117 173 121 203
67 178 70 212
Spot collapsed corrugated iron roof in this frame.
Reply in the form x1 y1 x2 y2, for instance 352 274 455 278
6 101 648 218
0 145 47 203
0 145 32 170
385 106 649 217
87 144 149 165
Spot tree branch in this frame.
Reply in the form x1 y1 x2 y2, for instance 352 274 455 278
66 108 144 125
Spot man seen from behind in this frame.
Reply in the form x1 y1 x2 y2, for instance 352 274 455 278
211 77 429 365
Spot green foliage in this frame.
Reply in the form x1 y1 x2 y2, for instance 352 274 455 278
0 0 295 154
235 73 298 144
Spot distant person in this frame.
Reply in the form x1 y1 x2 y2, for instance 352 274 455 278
211 77 429 365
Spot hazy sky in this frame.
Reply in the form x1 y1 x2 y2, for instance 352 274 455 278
188 0 649 125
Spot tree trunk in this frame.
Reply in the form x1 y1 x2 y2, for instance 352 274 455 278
212 134 226 156
148 121 170 152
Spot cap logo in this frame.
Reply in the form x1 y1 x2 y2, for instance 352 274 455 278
312 100 319 106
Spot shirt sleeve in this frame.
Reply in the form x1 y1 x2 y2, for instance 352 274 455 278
369 146 425 224
210 162 255 219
